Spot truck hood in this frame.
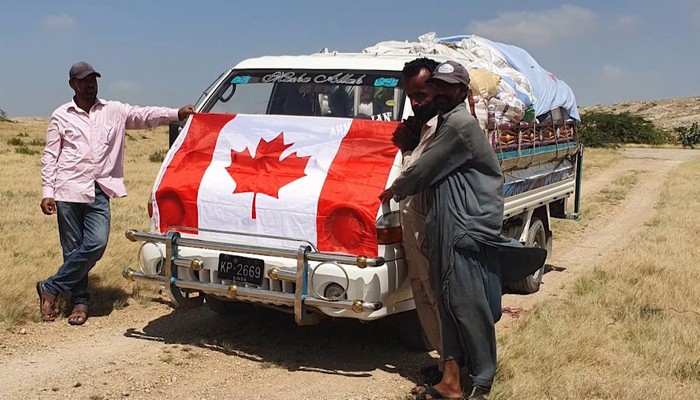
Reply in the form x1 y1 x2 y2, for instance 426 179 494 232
152 113 400 257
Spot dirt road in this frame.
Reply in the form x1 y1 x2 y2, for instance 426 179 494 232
1 148 698 400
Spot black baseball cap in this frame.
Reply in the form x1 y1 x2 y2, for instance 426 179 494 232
427 60 470 86
69 61 101 80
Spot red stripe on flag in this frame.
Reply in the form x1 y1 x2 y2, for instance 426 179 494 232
155 113 237 232
316 119 399 257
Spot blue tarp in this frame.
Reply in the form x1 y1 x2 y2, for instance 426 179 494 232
436 35 580 122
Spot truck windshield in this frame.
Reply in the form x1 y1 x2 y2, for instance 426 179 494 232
201 69 405 122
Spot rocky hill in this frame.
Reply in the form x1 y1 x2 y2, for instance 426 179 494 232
580 96 700 132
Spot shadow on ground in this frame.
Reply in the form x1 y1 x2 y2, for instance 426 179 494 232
124 299 434 382
55 276 130 318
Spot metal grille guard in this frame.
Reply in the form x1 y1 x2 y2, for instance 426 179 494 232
122 229 385 325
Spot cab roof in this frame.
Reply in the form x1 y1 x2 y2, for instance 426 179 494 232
232 52 462 72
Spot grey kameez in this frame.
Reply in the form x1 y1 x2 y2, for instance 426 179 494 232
391 103 546 388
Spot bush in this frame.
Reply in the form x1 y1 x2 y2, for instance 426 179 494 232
674 123 700 149
149 149 168 163
578 111 668 148
7 137 24 146
0 108 8 122
15 146 39 155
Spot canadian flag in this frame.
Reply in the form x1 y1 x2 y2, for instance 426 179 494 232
152 113 399 257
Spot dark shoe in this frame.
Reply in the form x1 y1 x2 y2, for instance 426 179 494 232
465 385 490 399
420 364 443 385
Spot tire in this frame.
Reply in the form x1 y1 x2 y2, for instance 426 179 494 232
204 294 250 316
396 310 433 351
508 218 547 294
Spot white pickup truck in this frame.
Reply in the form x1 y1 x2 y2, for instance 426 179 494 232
122 37 582 348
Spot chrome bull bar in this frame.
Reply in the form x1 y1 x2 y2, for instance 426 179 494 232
122 229 385 325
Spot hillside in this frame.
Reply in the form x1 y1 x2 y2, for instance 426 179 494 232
580 96 700 131
4 96 700 132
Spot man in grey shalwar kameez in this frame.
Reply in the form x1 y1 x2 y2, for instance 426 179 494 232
380 61 546 400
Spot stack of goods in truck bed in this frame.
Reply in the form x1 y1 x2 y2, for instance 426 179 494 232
363 33 580 169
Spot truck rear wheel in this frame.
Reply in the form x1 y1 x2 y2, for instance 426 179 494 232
508 218 547 294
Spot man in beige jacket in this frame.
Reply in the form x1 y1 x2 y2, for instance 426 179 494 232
393 58 443 383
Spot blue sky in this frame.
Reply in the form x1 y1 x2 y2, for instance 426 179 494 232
1 0 698 117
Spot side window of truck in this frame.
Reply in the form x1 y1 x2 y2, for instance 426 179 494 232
209 82 273 115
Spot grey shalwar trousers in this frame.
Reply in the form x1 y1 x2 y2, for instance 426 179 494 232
433 240 502 388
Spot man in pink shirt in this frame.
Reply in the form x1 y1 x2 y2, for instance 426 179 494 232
37 61 195 325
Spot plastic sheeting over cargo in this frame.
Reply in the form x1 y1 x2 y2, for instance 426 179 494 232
363 33 580 122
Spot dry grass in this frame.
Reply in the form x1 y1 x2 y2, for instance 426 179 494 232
493 159 700 399
0 119 621 327
0 118 169 328
598 171 643 205
551 148 625 237
581 147 622 181
0 118 625 328
3 118 698 397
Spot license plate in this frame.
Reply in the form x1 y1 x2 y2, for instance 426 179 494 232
217 253 265 286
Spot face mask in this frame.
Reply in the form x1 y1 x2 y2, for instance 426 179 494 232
432 94 456 114
412 103 437 122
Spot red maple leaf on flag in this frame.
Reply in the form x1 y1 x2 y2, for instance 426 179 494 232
226 132 311 219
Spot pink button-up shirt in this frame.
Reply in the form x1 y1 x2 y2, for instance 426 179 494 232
41 98 179 203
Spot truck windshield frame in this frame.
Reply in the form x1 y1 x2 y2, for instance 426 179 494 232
201 69 406 122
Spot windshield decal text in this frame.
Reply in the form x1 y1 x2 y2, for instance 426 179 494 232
261 71 367 85
262 72 312 83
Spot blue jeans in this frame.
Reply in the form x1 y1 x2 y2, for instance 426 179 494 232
42 184 110 306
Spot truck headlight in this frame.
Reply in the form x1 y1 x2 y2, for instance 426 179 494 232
376 211 402 244
324 282 347 301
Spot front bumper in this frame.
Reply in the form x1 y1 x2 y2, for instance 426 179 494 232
123 229 411 325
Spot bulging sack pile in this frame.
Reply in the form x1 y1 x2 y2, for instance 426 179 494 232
362 32 580 131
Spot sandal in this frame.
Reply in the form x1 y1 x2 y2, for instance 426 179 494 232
36 281 57 322
68 304 89 326
411 384 463 400
420 364 443 386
